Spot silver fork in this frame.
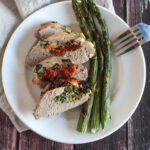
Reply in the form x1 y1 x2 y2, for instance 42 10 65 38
112 23 150 56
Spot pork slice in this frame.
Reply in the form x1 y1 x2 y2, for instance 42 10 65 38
26 42 51 68
33 87 91 119
35 22 72 38
32 57 88 89
46 32 80 46
26 32 80 67
64 41 95 64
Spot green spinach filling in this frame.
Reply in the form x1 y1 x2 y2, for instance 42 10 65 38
40 38 49 48
35 59 73 78
34 64 46 78
40 38 74 50
51 63 60 70
62 59 73 65
55 83 82 102
62 26 71 33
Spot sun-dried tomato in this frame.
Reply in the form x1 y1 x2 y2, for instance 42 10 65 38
40 65 76 82
41 69 56 81
58 65 76 78
50 41 81 55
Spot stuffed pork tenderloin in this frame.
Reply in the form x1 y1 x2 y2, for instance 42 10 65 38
26 31 95 67
33 57 91 119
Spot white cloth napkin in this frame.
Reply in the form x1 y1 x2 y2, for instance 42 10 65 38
0 0 115 132
15 0 115 18
0 1 27 132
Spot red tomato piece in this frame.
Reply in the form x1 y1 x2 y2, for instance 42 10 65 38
41 69 56 81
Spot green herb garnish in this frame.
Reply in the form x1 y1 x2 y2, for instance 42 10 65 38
35 64 42 72
62 59 73 65
55 83 81 102
51 21 57 23
51 63 60 70
54 46 60 49
37 71 44 77
65 40 74 46
40 91 45 96
62 26 71 33
37 66 47 78
40 38 49 47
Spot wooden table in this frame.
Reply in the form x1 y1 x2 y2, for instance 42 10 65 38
0 0 150 149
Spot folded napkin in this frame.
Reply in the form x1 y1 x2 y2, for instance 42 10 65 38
15 0 115 18
0 1 27 132
0 0 115 132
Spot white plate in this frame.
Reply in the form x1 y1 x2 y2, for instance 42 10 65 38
2 1 146 144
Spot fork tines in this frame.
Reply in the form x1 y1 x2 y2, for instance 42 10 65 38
113 26 145 56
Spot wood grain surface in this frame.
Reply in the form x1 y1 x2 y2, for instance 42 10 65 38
0 0 150 150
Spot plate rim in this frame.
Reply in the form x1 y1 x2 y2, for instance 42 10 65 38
2 1 146 144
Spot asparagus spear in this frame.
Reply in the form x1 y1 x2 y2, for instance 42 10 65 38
72 0 92 41
81 0 96 39
90 37 104 133
72 0 98 133
77 55 98 133
81 0 104 133
87 0 112 130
